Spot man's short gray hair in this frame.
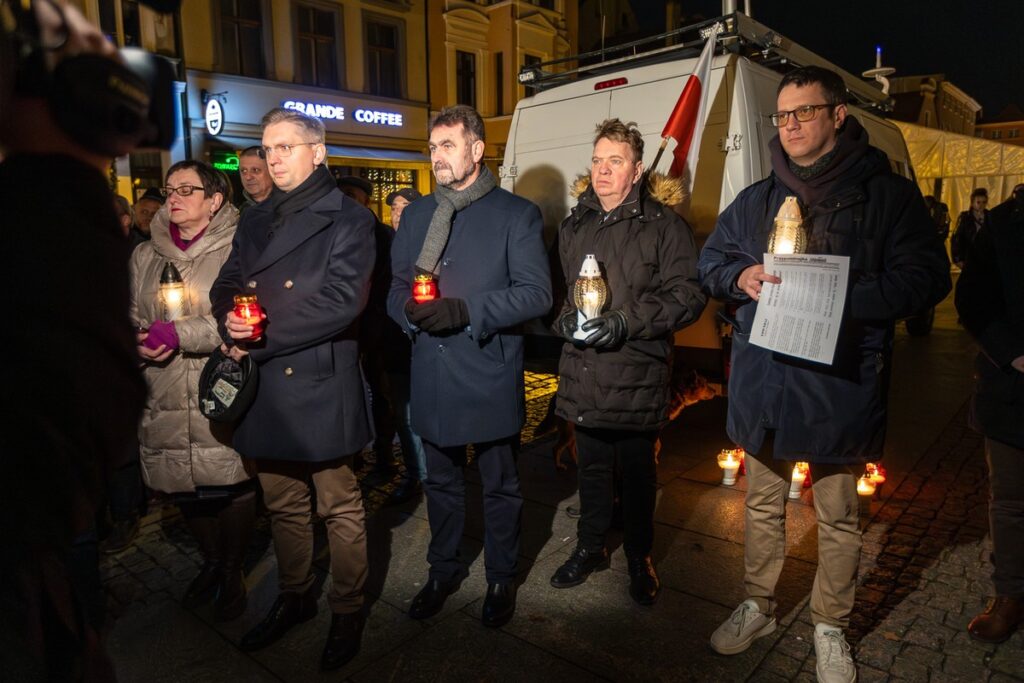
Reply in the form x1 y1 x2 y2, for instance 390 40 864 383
260 107 326 143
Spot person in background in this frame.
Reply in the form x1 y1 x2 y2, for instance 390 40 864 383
382 186 427 505
238 145 273 213
133 186 163 242
955 184 1024 644
131 160 255 622
951 187 989 268
338 174 401 479
385 187 422 230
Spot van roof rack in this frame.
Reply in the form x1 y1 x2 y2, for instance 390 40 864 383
518 12 891 111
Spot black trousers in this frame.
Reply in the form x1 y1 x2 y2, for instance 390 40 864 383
423 437 522 585
575 427 658 558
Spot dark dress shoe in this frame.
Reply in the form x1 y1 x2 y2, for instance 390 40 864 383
565 504 581 519
968 595 1024 643
408 578 455 619
240 591 317 651
481 583 517 628
101 517 139 555
386 477 422 506
181 564 221 608
550 546 608 588
627 556 660 606
320 611 365 671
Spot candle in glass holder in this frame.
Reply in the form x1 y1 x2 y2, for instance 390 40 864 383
789 463 807 499
856 475 876 497
573 254 607 340
717 449 741 486
233 294 265 341
767 196 805 255
159 262 186 322
412 273 438 303
866 462 887 486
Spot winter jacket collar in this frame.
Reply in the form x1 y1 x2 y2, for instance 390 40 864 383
569 171 685 229
149 202 239 260
246 186 352 275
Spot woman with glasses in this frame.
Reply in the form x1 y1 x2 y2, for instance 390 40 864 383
129 160 256 621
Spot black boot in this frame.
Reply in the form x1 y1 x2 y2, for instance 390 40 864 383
481 583 517 628
180 505 221 608
214 491 256 622
627 555 660 606
240 591 318 651
320 611 365 671
550 546 608 588
408 578 456 620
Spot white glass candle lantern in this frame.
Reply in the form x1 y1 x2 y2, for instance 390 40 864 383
159 262 186 322
767 196 805 255
572 254 607 340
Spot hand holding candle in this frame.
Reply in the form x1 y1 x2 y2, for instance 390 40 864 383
230 294 265 341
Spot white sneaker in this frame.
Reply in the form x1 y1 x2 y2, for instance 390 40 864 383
710 599 777 655
814 623 856 683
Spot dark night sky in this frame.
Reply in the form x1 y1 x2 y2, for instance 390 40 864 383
633 0 1024 119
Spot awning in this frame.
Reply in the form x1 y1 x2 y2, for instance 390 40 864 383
326 145 428 162
204 136 429 163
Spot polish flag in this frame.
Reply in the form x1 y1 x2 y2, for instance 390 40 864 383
661 25 721 184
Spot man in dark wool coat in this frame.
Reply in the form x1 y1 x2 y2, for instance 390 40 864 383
388 105 552 628
211 107 375 671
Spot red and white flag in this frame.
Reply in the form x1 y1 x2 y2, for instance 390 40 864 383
661 24 721 184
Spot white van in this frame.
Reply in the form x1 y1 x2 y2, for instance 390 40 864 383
500 13 922 379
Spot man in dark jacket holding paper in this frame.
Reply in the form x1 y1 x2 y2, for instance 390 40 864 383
211 107 375 671
388 105 551 628
700 66 949 682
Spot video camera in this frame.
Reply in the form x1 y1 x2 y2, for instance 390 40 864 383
1 0 181 157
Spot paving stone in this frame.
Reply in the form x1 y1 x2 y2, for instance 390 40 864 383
857 665 890 683
757 651 803 679
773 621 814 661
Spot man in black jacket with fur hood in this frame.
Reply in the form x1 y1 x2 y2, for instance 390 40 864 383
550 118 706 606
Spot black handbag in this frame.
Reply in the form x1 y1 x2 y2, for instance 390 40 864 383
198 347 258 423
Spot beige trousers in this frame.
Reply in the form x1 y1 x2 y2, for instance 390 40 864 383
256 457 366 614
743 446 861 628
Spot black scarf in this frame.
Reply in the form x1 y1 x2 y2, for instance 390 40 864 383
250 165 337 253
770 115 870 208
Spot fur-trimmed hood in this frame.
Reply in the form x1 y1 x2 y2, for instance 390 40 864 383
570 170 687 207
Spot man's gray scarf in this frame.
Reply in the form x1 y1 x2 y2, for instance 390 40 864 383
415 164 497 275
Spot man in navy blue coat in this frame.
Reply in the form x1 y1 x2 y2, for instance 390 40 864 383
387 105 552 628
211 107 375 671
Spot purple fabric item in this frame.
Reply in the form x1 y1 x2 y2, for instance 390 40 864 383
169 222 207 252
143 320 180 351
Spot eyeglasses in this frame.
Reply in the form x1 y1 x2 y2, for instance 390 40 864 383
258 142 319 159
160 185 206 198
768 104 834 128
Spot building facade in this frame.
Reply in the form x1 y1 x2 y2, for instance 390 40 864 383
889 75 982 137
79 0 432 223
426 0 577 168
975 105 1024 147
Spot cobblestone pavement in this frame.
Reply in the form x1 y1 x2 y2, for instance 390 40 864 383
101 304 1024 682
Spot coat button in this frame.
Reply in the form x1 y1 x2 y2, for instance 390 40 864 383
284 280 294 289
247 280 257 289
442 258 450 267
284 367 294 377
438 344 445 353
577 416 583 423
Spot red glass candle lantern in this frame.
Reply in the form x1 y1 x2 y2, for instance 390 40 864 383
413 273 438 303
233 294 265 341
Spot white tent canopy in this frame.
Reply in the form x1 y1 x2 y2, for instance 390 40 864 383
895 121 1024 218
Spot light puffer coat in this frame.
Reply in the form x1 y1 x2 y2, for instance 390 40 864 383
130 204 250 493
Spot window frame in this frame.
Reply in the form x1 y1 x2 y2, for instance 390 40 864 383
215 0 271 79
292 0 346 90
363 12 406 99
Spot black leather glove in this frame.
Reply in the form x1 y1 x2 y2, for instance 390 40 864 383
556 309 578 341
407 297 470 332
581 310 628 348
